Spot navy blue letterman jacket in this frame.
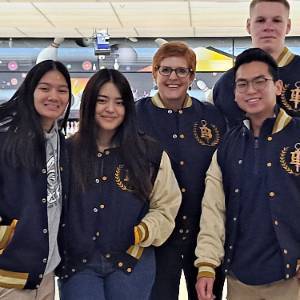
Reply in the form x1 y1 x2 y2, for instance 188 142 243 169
0 131 68 289
195 108 300 285
57 135 181 280
136 94 226 246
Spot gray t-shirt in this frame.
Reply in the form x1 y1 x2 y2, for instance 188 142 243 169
44 124 62 274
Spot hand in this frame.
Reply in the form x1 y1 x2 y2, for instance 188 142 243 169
195 277 215 300
296 268 300 280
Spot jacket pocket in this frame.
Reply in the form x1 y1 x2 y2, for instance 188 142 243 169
0 219 18 254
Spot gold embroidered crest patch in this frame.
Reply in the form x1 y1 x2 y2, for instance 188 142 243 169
280 143 300 176
281 82 300 113
115 164 134 191
193 120 220 146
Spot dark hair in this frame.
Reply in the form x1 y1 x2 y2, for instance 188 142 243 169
233 48 279 81
0 60 72 170
152 41 196 76
71 68 152 200
250 0 290 13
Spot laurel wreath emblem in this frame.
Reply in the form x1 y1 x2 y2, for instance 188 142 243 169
279 147 300 176
280 84 294 112
193 122 220 147
115 164 134 191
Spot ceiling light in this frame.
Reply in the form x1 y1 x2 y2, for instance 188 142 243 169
154 38 168 47
127 37 138 43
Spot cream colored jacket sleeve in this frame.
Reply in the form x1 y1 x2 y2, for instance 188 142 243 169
194 150 226 278
134 151 181 247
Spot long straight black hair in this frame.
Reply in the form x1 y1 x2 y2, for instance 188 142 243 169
71 68 152 200
0 60 72 170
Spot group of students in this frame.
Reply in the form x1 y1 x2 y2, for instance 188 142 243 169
0 0 300 300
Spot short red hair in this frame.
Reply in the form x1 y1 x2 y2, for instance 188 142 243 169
152 41 196 77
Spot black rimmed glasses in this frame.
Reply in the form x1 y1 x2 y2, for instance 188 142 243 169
235 77 274 93
156 66 193 78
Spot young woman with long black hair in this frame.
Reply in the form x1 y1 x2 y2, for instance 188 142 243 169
0 60 72 299
57 69 181 300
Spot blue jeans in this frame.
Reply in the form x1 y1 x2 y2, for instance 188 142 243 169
58 247 155 300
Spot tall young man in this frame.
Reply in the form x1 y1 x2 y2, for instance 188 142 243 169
213 0 300 128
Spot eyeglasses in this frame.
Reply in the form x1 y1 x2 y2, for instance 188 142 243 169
156 66 193 78
235 77 274 93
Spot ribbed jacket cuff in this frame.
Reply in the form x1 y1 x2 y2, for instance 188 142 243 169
197 263 216 279
0 219 18 251
134 222 149 245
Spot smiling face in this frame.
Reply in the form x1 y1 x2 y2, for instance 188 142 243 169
153 56 194 109
95 81 125 139
247 1 291 58
33 70 70 131
234 61 282 121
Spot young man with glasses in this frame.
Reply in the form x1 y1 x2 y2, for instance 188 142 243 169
136 41 226 300
195 48 300 300
213 0 300 128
